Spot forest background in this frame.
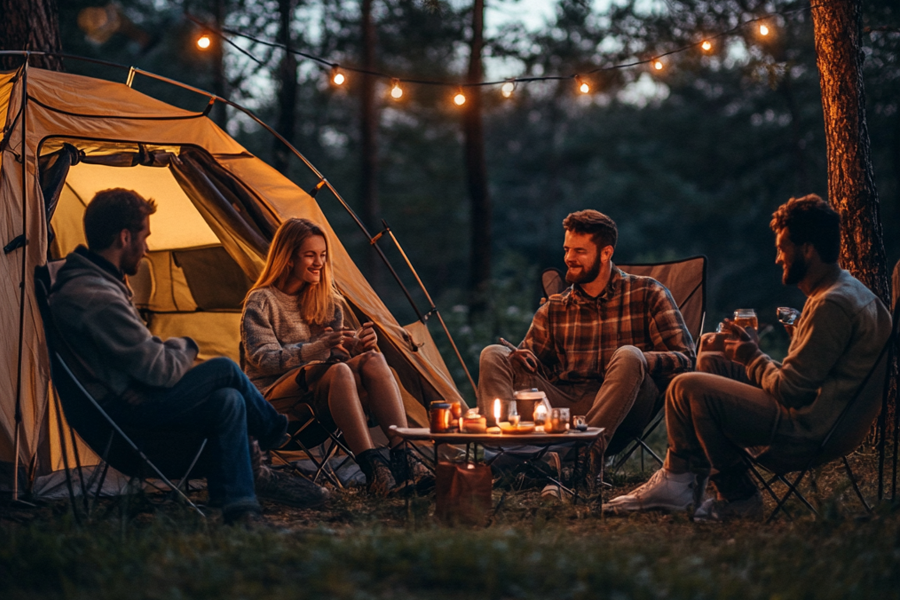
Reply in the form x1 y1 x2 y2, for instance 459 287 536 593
50 0 900 397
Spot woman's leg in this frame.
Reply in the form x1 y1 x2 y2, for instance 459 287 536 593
317 362 376 455
346 351 407 448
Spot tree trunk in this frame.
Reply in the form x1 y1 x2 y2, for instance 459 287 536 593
360 0 381 280
273 0 298 175
811 0 895 451
464 0 491 318
0 0 63 71
811 0 888 302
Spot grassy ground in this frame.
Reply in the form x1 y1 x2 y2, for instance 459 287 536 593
2 448 899 600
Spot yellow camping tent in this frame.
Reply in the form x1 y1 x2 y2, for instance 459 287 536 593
0 65 463 497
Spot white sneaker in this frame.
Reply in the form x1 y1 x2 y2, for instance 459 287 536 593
604 469 705 513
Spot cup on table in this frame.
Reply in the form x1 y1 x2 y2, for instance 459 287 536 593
573 415 588 431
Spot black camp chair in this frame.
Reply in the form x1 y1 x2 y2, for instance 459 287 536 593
237 346 356 488
541 256 707 472
745 299 899 522
35 264 208 519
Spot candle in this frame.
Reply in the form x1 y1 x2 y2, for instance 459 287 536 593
493 398 501 426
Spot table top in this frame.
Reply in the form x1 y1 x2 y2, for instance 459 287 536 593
390 426 604 445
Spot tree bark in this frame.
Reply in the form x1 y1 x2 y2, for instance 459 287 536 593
0 0 64 71
811 0 888 303
273 0 298 175
464 0 491 318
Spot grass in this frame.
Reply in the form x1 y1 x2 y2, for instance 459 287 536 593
2 449 900 600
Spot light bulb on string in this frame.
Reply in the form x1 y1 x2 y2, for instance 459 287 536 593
196 34 212 50
759 24 770 36
390 79 403 100
701 40 712 52
453 88 466 106
331 65 345 86
653 60 664 71
575 75 590 94
501 80 516 99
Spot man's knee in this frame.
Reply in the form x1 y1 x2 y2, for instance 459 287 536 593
211 387 246 423
666 372 703 412
608 345 647 375
697 352 729 374
480 344 510 369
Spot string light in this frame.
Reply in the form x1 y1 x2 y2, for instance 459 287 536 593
575 75 590 94
390 78 403 99
331 65 345 86
194 5 810 99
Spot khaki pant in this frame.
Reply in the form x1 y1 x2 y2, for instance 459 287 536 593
477 344 659 453
663 352 787 499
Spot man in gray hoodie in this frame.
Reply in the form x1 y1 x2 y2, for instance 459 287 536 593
49 188 328 524
605 194 891 520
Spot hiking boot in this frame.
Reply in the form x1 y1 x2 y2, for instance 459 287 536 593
358 449 397 496
693 490 764 522
604 468 705 513
390 447 435 493
255 464 330 508
224 505 267 528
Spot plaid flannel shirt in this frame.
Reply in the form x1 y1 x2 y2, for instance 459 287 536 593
521 265 695 386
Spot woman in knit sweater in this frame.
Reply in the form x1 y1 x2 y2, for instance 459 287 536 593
241 218 428 494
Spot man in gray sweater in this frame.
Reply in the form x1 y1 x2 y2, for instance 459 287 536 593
606 194 891 520
49 188 328 524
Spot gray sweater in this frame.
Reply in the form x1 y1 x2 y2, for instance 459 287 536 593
49 248 198 406
745 269 891 447
240 286 343 394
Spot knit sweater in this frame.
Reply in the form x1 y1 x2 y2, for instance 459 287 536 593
241 286 343 393
744 269 891 445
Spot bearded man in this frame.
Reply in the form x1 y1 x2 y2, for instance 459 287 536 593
477 209 695 467
606 194 891 521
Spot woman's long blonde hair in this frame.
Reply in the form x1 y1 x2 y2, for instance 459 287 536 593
250 218 338 325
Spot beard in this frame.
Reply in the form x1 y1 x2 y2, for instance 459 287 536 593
783 254 808 285
566 255 603 285
120 247 144 276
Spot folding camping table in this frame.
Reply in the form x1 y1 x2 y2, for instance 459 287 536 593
390 426 604 506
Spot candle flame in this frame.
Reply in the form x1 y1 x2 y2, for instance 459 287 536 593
493 398 501 422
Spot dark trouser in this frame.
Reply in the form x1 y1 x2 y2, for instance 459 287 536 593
664 352 782 500
105 358 288 511
477 344 659 454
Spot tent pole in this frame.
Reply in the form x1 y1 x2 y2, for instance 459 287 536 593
383 225 477 396
11 60 29 503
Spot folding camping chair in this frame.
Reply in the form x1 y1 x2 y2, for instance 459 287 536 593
745 299 899 522
237 346 356 489
35 265 207 519
540 256 707 472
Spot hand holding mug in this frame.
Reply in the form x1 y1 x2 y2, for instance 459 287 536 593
721 319 760 365
356 322 377 351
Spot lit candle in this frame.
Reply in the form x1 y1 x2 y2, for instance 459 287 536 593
534 402 548 425
493 398 501 426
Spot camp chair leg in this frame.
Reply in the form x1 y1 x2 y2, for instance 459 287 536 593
767 469 817 523
172 438 207 500
70 427 92 511
745 462 794 521
842 456 872 514
53 393 81 525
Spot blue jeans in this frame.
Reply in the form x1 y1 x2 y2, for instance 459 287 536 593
104 358 288 511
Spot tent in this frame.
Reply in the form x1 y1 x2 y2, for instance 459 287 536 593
0 64 465 498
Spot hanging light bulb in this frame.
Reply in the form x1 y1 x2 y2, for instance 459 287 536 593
653 60 664 71
701 40 712 52
390 79 403 99
331 65 345 86
759 24 770 36
196 34 212 50
575 75 590 94
454 88 466 106
501 80 516 98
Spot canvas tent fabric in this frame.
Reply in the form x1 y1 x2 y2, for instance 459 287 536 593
0 66 462 495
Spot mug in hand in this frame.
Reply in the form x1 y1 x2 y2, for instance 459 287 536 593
777 307 800 326
733 308 758 330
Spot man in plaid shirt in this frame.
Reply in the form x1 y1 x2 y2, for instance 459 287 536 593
478 210 695 465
